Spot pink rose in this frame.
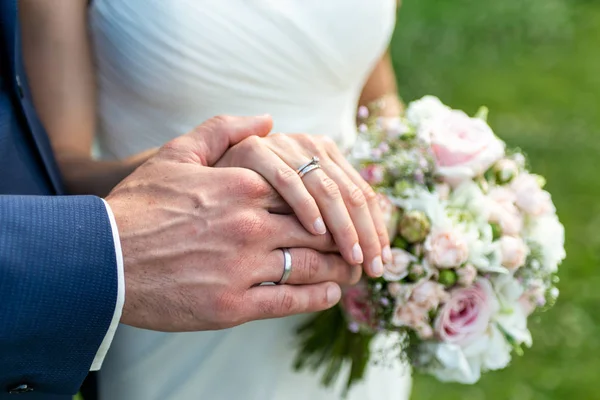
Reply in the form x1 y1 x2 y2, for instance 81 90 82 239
360 164 385 185
377 193 399 239
511 174 554 216
341 283 374 327
498 236 527 271
424 110 505 186
411 281 449 310
457 264 478 286
425 227 470 268
487 187 523 236
435 279 497 345
383 248 414 281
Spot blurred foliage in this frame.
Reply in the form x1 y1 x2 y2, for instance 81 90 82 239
390 0 600 399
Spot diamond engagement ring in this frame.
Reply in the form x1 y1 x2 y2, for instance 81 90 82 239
296 156 321 178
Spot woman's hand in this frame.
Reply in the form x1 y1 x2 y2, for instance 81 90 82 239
216 133 392 278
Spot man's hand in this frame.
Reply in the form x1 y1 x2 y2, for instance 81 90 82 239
106 115 361 332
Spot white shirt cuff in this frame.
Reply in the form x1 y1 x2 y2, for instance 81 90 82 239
90 199 126 371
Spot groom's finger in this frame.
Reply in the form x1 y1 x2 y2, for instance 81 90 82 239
259 248 362 285
161 115 273 165
243 282 342 321
257 248 361 286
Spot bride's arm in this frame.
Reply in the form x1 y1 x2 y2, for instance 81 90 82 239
19 0 157 197
359 52 405 117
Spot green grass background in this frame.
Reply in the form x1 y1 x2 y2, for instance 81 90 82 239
391 0 600 399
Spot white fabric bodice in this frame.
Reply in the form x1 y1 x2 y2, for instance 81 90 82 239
90 1 411 399
92 0 395 157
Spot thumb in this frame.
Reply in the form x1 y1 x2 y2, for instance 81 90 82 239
167 114 273 166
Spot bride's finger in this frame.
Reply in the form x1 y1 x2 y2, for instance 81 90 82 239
255 248 361 286
216 137 326 236
326 143 392 264
319 159 384 278
265 136 363 266
297 168 363 266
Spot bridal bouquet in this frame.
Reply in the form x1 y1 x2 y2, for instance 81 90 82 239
294 96 565 392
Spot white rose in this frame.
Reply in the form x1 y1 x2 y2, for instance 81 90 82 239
498 236 528 271
511 174 554 216
383 248 414 281
492 274 532 346
426 324 512 384
406 95 452 129
448 181 490 224
423 110 505 186
487 186 523 236
463 223 507 274
524 214 566 273
425 227 470 268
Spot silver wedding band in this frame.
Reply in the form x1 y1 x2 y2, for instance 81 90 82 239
277 248 293 285
296 156 321 178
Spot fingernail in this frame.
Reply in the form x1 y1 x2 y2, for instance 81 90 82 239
326 284 341 305
313 218 327 235
371 256 384 277
352 243 364 264
382 246 392 264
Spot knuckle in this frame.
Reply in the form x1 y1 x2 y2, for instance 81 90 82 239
274 167 299 189
237 170 271 198
299 250 321 282
269 132 286 141
362 185 378 203
239 134 262 150
341 222 357 240
209 114 235 131
214 291 239 321
278 289 298 314
347 186 367 208
233 212 269 241
317 176 341 200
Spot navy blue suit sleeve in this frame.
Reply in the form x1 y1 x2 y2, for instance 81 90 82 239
0 195 118 396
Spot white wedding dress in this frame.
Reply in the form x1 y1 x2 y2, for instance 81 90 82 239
90 1 412 399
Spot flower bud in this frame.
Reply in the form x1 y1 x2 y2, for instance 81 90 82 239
408 263 427 282
398 210 431 243
493 159 519 183
457 264 478 286
438 269 458 287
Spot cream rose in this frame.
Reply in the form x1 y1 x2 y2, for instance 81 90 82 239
411 281 449 310
392 302 428 330
511 173 554 216
498 236 528 271
487 187 523 236
457 264 478 286
382 248 414 282
425 227 470 268
423 110 505 186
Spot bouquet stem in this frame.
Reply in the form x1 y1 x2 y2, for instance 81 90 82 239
293 306 374 396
